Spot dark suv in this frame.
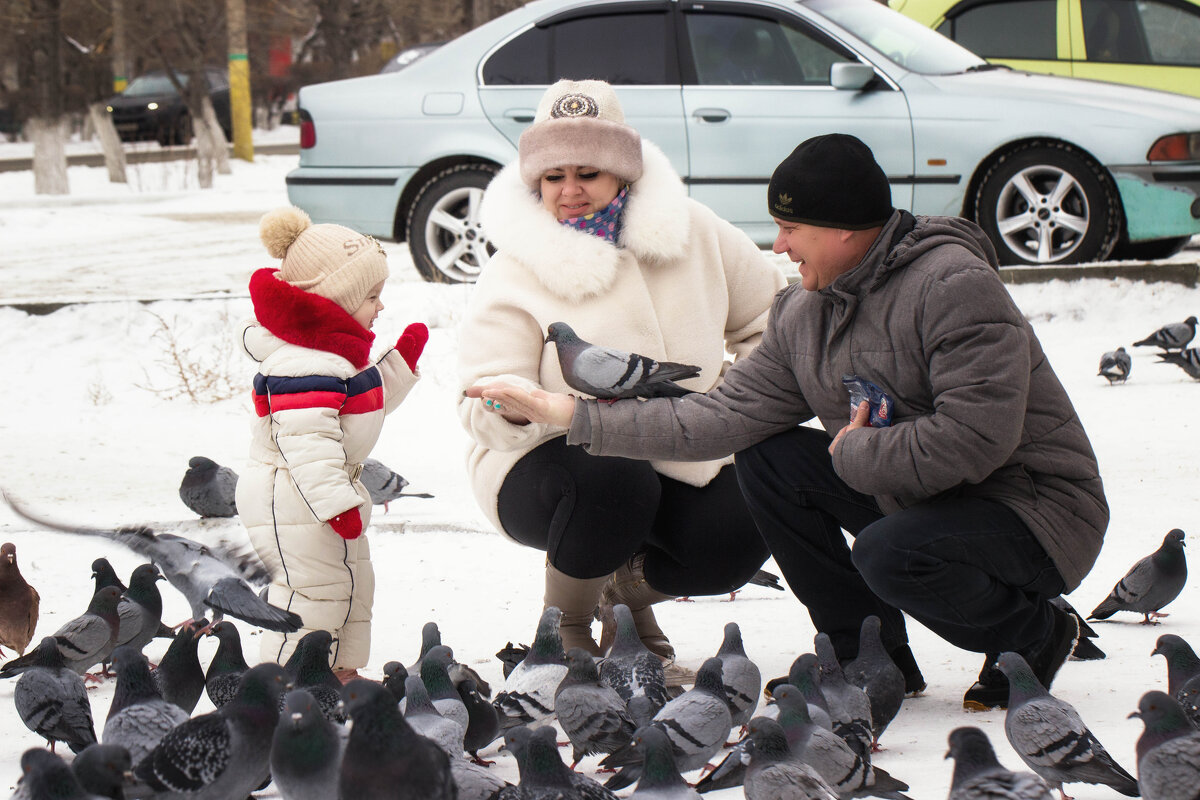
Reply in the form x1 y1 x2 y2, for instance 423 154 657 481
105 68 232 146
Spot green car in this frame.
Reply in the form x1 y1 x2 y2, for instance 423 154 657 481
892 0 1200 99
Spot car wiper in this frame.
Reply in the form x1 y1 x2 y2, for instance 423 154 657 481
965 63 1013 72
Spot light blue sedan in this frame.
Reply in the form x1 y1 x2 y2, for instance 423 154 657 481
287 0 1200 283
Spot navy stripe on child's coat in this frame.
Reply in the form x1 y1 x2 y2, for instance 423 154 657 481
252 369 383 416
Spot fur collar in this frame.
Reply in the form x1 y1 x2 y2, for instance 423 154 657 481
248 268 375 369
481 140 691 303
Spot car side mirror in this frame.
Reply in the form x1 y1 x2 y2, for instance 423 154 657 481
830 62 877 90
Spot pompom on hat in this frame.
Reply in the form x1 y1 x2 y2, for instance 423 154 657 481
518 79 643 191
258 206 389 314
767 133 893 230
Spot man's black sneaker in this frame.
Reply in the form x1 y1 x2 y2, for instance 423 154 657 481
961 604 1079 711
963 654 1007 711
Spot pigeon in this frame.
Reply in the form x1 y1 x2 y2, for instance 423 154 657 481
408 620 491 696
360 457 433 509
555 646 638 768
102 645 189 766
178 456 238 518
1 585 121 680
339 679 457 800
72 744 134 800
281 629 345 723
598 603 670 728
91 558 126 594
1152 633 1200 698
1181 680 1200 730
742 717 840 800
1134 315 1198 350
1049 597 1105 660
408 620 444 674
3 494 303 633
271 689 345 800
458 677 501 764
629 725 702 799
997 651 1139 798
13 748 106 800
945 726 1053 800
497 640 531 679
497 724 619 799
134 662 289 800
815 633 874 759
0 542 40 658
545 321 702 399
113 563 166 657
1089 528 1187 624
1097 347 1132 384
1130 690 1200 800
715 622 761 732
601 657 734 791
151 618 207 714
493 606 569 730
403 674 467 756
1157 347 1200 380
382 660 408 702
14 636 98 754
417 644 470 731
842 615 905 750
204 619 249 708
771 653 834 732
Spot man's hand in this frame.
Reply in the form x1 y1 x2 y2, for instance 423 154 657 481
829 400 870 455
464 383 576 427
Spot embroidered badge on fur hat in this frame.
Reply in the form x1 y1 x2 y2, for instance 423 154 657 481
259 206 389 314
518 79 643 191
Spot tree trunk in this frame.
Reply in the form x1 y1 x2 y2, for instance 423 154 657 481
29 116 70 195
88 102 127 183
200 95 231 175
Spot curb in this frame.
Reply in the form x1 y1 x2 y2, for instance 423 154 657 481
785 256 1200 287
0 141 299 172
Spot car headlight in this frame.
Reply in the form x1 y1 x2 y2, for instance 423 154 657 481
105 105 113 113
1147 133 1200 162
147 102 159 111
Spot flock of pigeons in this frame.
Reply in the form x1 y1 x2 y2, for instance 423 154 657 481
1098 315 1200 384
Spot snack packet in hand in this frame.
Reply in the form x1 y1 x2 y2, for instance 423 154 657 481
842 375 893 427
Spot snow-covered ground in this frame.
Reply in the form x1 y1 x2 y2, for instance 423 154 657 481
0 144 1197 798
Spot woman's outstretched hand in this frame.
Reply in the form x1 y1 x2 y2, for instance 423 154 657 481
464 383 576 427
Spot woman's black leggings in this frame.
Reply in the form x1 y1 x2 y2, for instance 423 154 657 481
497 435 769 596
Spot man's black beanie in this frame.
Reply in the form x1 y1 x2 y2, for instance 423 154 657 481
767 133 893 229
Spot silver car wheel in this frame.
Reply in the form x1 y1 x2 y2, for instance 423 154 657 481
423 185 491 282
992 164 1090 264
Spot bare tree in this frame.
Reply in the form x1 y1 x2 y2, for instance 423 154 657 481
28 0 69 194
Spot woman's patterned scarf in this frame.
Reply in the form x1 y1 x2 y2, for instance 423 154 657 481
558 185 629 244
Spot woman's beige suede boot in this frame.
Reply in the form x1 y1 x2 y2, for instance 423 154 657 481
543 561 607 656
601 553 696 686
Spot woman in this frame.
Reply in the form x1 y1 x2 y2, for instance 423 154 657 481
457 79 785 673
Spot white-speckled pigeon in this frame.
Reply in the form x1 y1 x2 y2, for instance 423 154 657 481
1134 316 1198 350
715 622 761 733
498 725 619 799
178 456 238 518
102 645 189 767
72 743 134 800
997 651 1138 798
629 725 702 799
599 604 670 728
945 726 1053 800
1 586 121 680
743 717 840 800
1130 690 1200 800
281 629 344 723
842 616 905 751
815 633 873 759
1180 678 1200 730
203 620 249 709
545 321 702 399
14 636 98 754
1153 634 1200 698
134 662 288 800
151 618 207 715
0 541 39 658
494 606 569 731
270 689 345 800
1089 528 1187 624
1157 347 1200 380
13 748 107 800
1098 347 1132 384
556 647 638 768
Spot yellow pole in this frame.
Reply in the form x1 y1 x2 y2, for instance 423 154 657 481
227 0 253 161
111 0 127 92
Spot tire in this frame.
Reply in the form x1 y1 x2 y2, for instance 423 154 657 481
975 143 1119 266
406 163 499 284
1108 235 1190 262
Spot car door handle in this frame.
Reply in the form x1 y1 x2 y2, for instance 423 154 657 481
692 108 730 123
504 109 536 123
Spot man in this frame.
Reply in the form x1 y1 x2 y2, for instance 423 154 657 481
469 133 1108 709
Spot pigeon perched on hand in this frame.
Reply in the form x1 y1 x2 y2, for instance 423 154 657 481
945 726 1053 800
14 636 98 754
1134 315 1198 350
4 494 302 633
178 456 239 518
360 457 433 509
1098 347 1132 384
0 586 121 680
0 541 39 657
493 606 569 731
1089 528 1187 624
271 689 345 800
545 321 702 399
1130 690 1200 800
1157 347 1200 380
997 651 1139 798
102 645 189 766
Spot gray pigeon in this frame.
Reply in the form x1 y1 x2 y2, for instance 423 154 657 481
997 651 1139 798
1152 633 1200 698
102 645 188 766
14 636 98 754
778 653 834 731
629 725 702 799
1 585 121 680
842 616 905 750
743 717 840 800
403 674 467 756
151 618 207 714
3 495 302 633
0 541 39 658
178 456 238 518
72 744 134 800
360 457 433 509
493 606 569 730
715 622 761 732
1180 678 1200 730
418 644 470 731
271 689 345 800
1089 528 1187 624
339 679 457 800
204 620 249 709
1098 347 1132 384
1134 315 1198 350
114 564 166 657
13 748 106 800
409 620 491 696
1157 347 1200 380
545 321 702 399
945 726 1053 800
555 646 638 768
497 724 619 799
134 662 289 800
815 633 874 759
458 677 501 764
382 660 408 703
598 603 670 728
91 558 126 595
281 629 344 723
1130 690 1200 800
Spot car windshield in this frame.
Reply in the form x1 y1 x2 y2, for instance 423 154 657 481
122 74 186 97
806 0 986 75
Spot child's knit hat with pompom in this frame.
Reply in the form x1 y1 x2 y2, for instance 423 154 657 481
259 206 389 314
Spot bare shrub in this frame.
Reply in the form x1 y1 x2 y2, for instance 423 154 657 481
137 308 243 403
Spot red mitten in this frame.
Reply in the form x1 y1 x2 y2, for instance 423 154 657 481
328 507 363 540
395 322 429 372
